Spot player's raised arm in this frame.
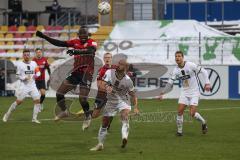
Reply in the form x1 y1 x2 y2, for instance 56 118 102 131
159 70 176 99
36 31 68 47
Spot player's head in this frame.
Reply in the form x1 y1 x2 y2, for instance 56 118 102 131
175 51 184 65
116 59 129 73
78 27 89 43
103 53 112 65
35 48 43 58
23 49 31 62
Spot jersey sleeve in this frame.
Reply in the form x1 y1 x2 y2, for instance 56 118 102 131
66 39 76 47
127 79 135 92
189 62 201 73
167 69 177 84
89 39 97 48
103 69 112 83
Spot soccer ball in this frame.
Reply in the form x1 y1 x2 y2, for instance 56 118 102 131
98 1 111 15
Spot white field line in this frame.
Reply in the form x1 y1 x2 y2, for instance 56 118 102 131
3 106 240 123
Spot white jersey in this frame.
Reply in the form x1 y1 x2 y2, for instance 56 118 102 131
16 61 39 87
168 61 210 97
103 69 134 104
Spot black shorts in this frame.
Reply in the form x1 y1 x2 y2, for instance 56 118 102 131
94 90 107 109
66 72 93 87
35 80 46 90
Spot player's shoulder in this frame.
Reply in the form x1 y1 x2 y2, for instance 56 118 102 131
186 61 196 67
88 38 97 46
125 74 132 80
30 61 38 66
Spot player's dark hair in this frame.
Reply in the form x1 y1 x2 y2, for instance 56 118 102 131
35 48 42 52
175 51 184 57
78 27 91 37
23 49 30 53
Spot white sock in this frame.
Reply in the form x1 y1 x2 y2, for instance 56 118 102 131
6 101 17 115
194 112 206 124
98 127 108 144
176 115 183 133
33 104 41 120
121 120 129 139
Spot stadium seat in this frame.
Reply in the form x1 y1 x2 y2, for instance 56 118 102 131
23 33 32 38
36 25 44 31
0 49 5 53
70 32 77 38
26 41 33 46
0 33 4 38
14 33 22 38
5 33 14 39
27 26 36 32
7 49 15 54
72 25 80 30
18 26 26 32
6 41 14 46
53 26 64 30
45 26 54 31
8 26 18 32
50 32 59 37
64 25 71 30
60 33 68 38
0 41 5 46
0 26 8 33
34 41 43 46
15 41 24 45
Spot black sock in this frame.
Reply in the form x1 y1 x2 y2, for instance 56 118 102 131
80 100 90 117
107 117 113 130
56 93 66 111
40 95 45 104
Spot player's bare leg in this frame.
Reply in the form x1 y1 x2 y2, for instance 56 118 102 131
32 99 41 124
176 104 185 136
79 85 92 131
190 105 207 134
55 80 76 121
90 116 111 151
3 99 22 122
120 108 130 148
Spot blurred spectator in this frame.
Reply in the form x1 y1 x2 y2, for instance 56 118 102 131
48 0 61 25
0 68 5 91
127 64 141 86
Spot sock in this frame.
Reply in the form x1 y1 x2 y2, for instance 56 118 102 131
194 112 206 124
56 93 66 111
121 120 129 139
6 101 17 115
80 100 90 117
107 117 113 130
98 127 108 144
40 95 45 104
33 104 41 120
176 115 183 133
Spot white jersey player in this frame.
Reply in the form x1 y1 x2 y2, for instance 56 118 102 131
160 51 211 136
3 50 42 124
90 59 139 151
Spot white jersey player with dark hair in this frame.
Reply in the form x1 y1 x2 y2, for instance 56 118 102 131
90 59 139 151
3 50 42 124
159 51 211 136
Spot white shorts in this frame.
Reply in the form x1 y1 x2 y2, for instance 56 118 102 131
178 95 199 106
103 101 131 117
16 85 40 101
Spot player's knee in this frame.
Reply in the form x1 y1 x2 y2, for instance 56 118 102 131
16 100 22 105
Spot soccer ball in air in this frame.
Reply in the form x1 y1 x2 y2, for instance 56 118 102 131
98 1 111 15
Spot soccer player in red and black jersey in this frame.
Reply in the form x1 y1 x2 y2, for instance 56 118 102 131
36 27 97 130
33 48 51 109
91 53 116 119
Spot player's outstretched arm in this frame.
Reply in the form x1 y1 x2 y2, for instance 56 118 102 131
129 91 139 115
199 67 211 92
66 46 96 56
36 31 68 47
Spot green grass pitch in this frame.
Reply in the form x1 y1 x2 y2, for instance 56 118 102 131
0 97 240 160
